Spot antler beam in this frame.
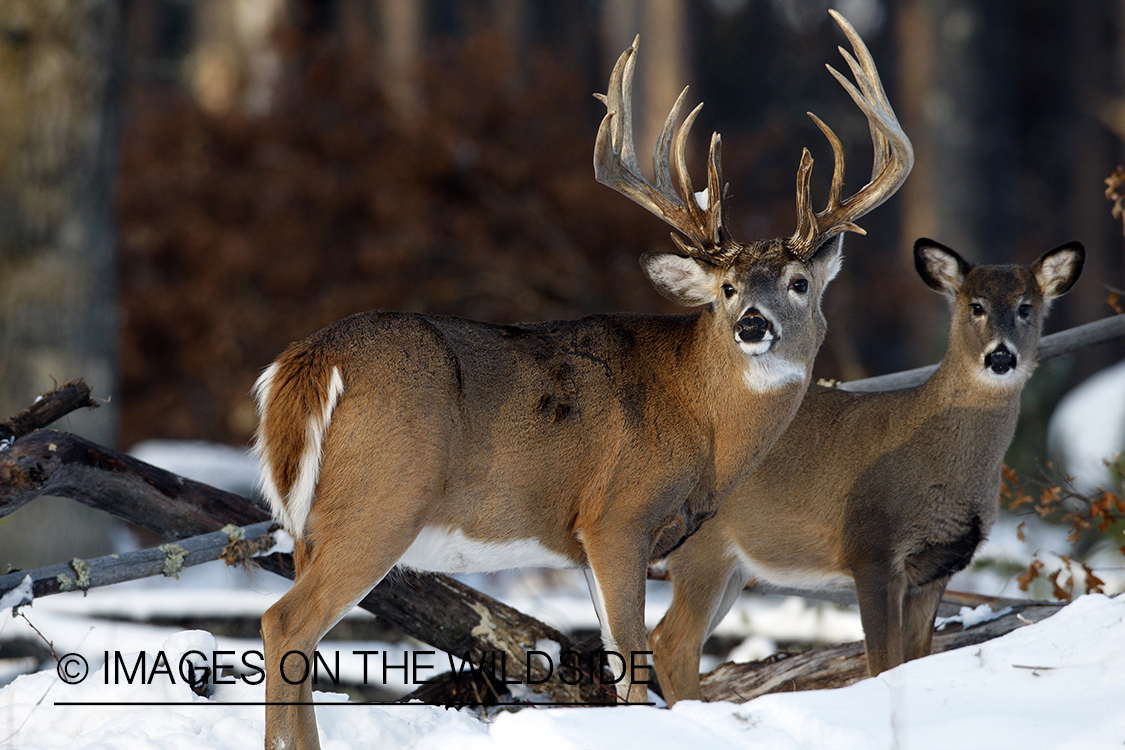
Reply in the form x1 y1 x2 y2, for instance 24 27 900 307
788 9 914 261
593 37 739 267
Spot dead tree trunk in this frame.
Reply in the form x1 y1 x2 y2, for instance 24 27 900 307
0 0 122 570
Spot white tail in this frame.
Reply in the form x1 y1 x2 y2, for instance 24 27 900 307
256 12 910 749
650 238 1084 705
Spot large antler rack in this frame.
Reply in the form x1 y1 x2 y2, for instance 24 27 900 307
788 10 914 261
594 36 740 268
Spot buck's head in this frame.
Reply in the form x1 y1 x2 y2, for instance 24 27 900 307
595 12 912 392
914 238 1084 388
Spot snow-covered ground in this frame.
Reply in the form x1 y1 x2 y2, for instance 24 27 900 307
1049 357 1125 492
3 390 1125 750
3 591 1124 749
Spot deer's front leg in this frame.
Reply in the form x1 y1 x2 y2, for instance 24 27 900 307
582 531 654 703
852 559 907 677
651 523 745 705
902 576 949 663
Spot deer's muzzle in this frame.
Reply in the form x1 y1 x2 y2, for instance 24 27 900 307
984 344 1016 375
736 310 772 344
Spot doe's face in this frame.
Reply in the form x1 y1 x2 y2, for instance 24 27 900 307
954 265 1044 386
914 238 1084 389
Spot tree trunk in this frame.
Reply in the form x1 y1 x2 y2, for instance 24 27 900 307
0 0 122 569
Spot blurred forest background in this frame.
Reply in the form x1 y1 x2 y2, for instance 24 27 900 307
1 0 1124 565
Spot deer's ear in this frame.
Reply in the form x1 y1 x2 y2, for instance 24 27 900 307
914 238 971 296
1033 241 1084 299
641 252 719 307
808 235 844 285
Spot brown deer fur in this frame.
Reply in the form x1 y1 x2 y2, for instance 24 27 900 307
254 13 911 749
650 239 1084 706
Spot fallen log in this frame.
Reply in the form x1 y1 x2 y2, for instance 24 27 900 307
700 600 1064 702
0 428 605 705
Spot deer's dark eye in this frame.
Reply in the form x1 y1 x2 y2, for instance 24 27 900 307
1018 304 1031 318
970 303 985 316
790 277 809 294
722 283 736 298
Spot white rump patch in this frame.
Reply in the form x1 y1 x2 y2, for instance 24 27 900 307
252 364 343 538
742 354 806 393
397 526 578 573
285 365 344 538
251 363 292 532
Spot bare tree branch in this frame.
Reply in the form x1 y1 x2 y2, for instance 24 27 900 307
0 521 277 604
0 380 97 445
840 313 1125 392
0 428 603 704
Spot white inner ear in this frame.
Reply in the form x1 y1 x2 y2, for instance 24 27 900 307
1036 251 1077 298
823 241 844 284
923 248 964 293
646 254 717 306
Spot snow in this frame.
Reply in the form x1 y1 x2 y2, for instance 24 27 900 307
1048 358 1125 492
0 576 33 612
2 594 1124 749
128 440 261 498
2 437 1123 747
934 603 1011 631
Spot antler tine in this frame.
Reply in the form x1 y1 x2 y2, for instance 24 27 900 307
788 11 914 261
594 37 737 266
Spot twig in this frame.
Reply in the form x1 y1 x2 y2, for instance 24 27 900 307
0 380 97 445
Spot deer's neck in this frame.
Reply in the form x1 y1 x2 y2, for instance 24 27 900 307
681 311 813 493
922 342 1028 411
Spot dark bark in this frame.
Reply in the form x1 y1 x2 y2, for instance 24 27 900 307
701 601 1064 702
0 427 600 704
0 379 97 445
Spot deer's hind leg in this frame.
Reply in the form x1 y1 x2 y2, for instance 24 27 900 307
262 428 444 750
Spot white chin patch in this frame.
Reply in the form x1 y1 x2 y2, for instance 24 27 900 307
737 331 776 356
743 354 806 393
975 365 1028 388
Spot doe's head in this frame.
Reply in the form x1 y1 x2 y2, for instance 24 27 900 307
914 238 1084 387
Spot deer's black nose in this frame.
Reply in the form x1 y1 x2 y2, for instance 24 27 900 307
736 309 771 343
985 344 1016 375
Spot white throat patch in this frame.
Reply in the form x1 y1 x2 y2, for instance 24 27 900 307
743 354 806 392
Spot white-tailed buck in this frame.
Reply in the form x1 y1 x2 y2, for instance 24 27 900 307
650 238 1084 705
254 11 911 748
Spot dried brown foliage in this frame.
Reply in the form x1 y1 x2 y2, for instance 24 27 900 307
1001 459 1124 600
116 31 683 448
1105 165 1125 236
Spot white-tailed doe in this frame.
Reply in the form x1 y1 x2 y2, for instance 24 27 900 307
650 238 1084 705
254 11 911 748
